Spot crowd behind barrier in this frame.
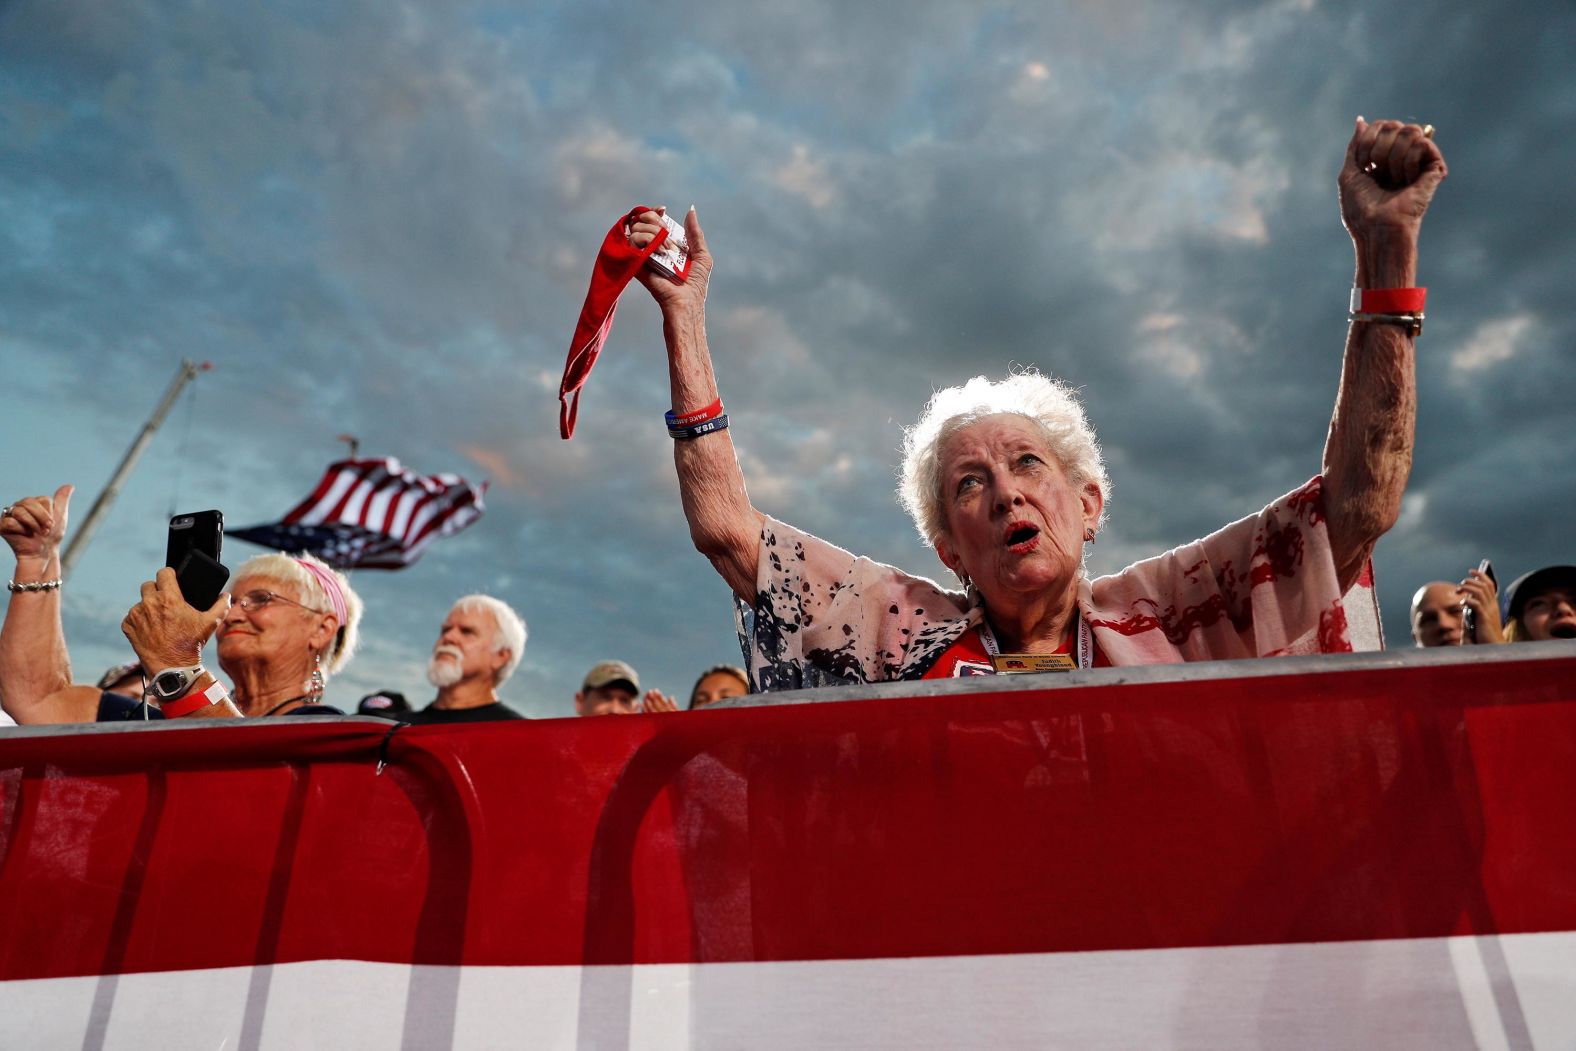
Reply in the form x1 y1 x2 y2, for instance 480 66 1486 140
1 117 1570 730
0 484 760 727
1409 564 1576 647
3 467 1569 733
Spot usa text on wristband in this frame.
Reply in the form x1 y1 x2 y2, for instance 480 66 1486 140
1349 287 1427 314
160 679 229 718
669 414 730 440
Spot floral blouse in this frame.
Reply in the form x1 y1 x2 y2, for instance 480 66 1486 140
734 476 1382 691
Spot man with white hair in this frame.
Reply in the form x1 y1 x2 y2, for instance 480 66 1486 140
399 595 529 723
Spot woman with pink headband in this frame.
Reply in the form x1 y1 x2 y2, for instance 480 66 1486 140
201 552 363 716
0 485 363 723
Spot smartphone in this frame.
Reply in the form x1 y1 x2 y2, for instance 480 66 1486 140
1461 558 1495 644
167 510 230 610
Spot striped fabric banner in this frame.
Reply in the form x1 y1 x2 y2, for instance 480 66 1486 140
1 646 1574 1047
230 457 486 569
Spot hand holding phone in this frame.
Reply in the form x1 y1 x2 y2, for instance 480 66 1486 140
122 566 231 674
1460 559 1500 645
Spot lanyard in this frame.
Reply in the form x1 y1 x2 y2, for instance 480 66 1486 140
978 610 1094 672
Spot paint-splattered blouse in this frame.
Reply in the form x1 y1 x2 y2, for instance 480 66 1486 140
735 475 1382 691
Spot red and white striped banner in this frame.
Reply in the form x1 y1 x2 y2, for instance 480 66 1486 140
1 646 1574 1047
230 457 486 569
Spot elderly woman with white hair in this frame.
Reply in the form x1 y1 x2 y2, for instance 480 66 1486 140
0 486 362 722
196 552 363 716
627 117 1446 687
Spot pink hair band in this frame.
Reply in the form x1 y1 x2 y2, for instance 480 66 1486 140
293 558 348 627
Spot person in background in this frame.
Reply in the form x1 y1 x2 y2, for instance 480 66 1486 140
96 661 145 696
1501 566 1576 643
689 664 748 709
0 484 363 722
358 690 411 717
398 595 528 724
575 660 641 716
1410 567 1502 646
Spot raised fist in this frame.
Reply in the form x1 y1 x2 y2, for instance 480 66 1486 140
1340 117 1447 240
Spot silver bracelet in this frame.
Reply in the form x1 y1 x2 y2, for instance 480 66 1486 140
7 578 62 593
1349 311 1424 336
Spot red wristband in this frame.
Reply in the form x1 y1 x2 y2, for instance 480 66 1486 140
666 397 723 428
160 679 228 718
1350 287 1426 314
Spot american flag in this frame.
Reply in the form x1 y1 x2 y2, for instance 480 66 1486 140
230 457 487 569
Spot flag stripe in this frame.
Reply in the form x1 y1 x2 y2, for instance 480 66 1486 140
325 460 386 527
291 467 362 526
281 461 349 523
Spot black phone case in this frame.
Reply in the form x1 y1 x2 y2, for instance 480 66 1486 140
167 510 224 570
174 548 231 611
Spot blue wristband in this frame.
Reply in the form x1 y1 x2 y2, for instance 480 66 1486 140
668 414 730 440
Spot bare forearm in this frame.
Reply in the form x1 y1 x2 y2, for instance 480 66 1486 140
0 554 72 720
663 305 763 599
1322 231 1418 590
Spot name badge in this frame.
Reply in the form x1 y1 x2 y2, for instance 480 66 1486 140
990 652 1076 674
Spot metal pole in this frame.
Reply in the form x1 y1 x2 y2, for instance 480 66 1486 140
61 359 209 577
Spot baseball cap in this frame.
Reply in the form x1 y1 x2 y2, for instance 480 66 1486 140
582 659 640 693
1504 565 1576 622
95 662 143 691
357 690 411 715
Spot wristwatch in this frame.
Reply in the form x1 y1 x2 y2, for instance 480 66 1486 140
145 664 205 703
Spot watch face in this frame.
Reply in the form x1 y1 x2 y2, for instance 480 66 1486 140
151 669 193 700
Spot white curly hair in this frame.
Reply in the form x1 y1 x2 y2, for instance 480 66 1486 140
898 369 1110 550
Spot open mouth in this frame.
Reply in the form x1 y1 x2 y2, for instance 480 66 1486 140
1550 623 1576 640
1004 522 1040 551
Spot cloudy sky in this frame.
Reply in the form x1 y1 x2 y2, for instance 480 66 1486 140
3 0 1572 717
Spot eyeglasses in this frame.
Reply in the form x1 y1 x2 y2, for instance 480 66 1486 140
235 589 326 615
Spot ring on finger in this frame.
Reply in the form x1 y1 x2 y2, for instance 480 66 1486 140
1 505 11 518
1421 123 1435 139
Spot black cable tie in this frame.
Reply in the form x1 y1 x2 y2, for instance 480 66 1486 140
375 721 404 775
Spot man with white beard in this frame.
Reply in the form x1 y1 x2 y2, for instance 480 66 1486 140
397 595 529 724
